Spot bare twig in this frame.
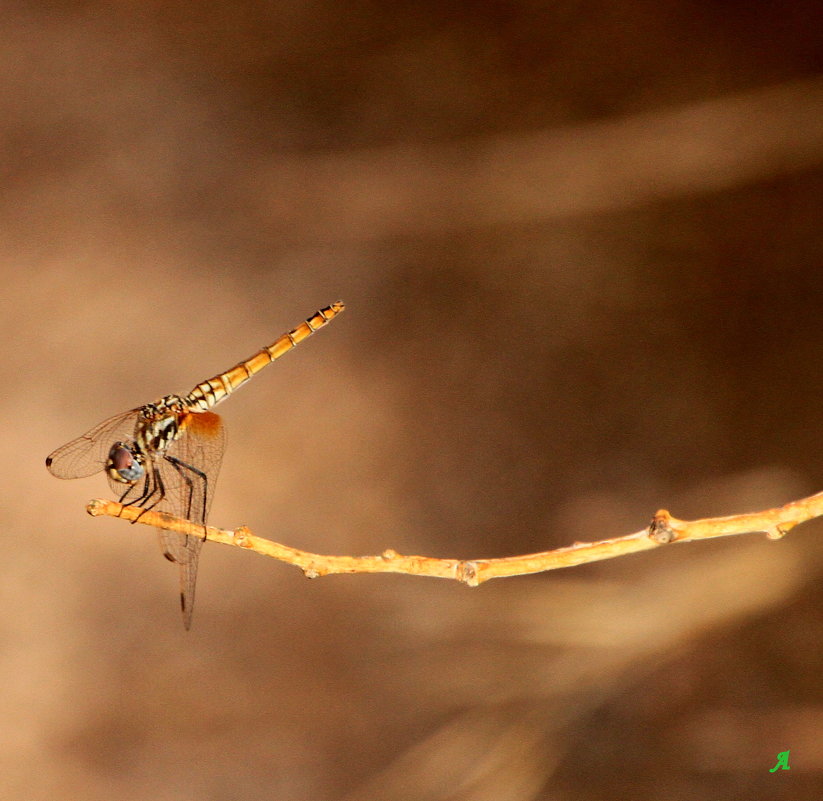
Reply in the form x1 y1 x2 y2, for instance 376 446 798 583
86 491 820 585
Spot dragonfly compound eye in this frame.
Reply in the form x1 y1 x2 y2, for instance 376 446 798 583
106 443 145 484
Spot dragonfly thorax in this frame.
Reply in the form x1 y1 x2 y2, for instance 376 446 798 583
106 441 146 484
138 395 187 454
141 395 187 419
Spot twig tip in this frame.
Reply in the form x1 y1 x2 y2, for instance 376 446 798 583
86 499 105 517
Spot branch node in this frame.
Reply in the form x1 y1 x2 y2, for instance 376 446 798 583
381 549 400 561
233 525 252 546
767 521 796 540
303 566 321 579
648 509 677 544
456 561 479 587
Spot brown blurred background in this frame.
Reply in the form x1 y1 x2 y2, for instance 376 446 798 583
2 1 823 799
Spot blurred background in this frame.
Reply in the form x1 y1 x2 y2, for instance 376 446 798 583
2 1 822 799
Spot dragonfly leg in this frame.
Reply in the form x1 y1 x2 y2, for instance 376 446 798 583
164 454 209 541
132 465 167 523
163 456 195 521
119 467 155 510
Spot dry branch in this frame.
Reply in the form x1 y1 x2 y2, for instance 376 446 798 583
85 490 823 586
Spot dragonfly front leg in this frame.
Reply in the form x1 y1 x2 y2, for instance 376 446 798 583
129 465 167 524
119 467 153 509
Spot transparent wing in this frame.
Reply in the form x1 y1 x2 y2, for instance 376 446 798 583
46 410 140 480
155 411 226 629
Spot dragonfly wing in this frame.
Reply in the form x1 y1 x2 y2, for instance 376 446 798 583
156 410 226 629
46 410 140 480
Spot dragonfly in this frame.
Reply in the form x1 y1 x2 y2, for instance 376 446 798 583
46 301 345 629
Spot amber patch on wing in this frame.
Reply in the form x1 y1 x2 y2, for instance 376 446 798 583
179 411 223 439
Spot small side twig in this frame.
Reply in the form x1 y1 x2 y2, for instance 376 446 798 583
86 491 820 586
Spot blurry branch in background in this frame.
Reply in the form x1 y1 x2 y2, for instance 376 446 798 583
250 77 823 242
86 489 822 584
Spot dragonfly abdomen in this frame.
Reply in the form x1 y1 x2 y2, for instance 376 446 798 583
185 301 345 411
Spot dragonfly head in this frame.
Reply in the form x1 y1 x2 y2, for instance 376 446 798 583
106 441 145 484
